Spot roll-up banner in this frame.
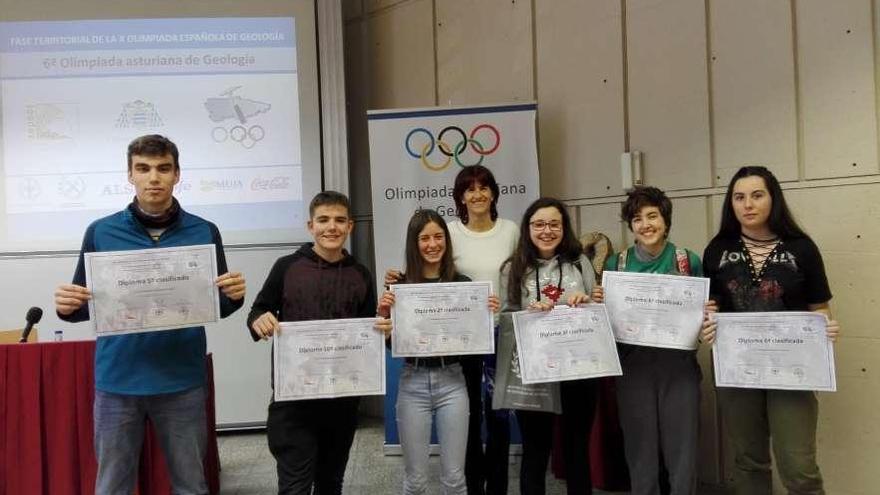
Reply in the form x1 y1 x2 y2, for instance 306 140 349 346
367 103 540 450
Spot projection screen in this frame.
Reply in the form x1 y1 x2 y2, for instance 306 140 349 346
0 1 323 252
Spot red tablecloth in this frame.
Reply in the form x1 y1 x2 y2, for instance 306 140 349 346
0 341 220 495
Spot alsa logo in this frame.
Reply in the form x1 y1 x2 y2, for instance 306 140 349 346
251 176 291 190
101 181 191 196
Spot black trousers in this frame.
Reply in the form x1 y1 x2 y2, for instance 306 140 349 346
266 397 359 495
462 357 487 495
462 356 514 495
517 379 598 495
484 394 511 495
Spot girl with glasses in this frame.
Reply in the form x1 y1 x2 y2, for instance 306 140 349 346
500 197 598 495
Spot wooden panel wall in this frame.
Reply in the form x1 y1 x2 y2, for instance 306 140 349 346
797 0 879 179
535 0 626 199
785 183 880 493
626 0 712 191
709 0 798 185
366 0 435 110
435 0 533 105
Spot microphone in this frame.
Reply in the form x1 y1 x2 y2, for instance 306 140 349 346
19 307 43 343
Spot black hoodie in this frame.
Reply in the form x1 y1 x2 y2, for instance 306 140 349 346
247 243 376 341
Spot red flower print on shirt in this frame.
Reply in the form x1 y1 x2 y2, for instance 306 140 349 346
541 284 565 303
757 280 783 300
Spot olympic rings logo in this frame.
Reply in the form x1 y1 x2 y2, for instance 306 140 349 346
404 124 501 171
212 124 265 149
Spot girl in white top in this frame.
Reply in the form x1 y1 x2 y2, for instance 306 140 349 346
448 165 518 495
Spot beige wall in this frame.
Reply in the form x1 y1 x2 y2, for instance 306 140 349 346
343 1 880 492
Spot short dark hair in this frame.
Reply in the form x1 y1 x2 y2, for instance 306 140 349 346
715 166 806 240
309 190 351 218
127 134 179 171
621 186 673 236
452 165 500 223
404 209 457 283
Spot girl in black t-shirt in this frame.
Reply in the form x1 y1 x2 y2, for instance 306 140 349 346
700 166 840 495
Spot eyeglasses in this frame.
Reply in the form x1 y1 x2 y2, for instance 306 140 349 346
529 220 563 232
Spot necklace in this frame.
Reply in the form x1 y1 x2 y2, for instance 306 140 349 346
740 232 779 243
535 261 563 302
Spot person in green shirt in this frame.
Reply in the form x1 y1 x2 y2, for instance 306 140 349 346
592 186 711 495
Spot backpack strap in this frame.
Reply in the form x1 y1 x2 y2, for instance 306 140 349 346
616 250 628 271
675 247 691 276
573 258 583 276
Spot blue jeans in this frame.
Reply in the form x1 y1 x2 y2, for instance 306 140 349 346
94 386 207 495
396 361 469 495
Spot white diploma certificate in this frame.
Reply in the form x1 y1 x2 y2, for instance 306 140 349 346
512 304 622 384
712 312 836 392
84 244 220 335
602 271 709 350
390 281 494 357
273 318 386 401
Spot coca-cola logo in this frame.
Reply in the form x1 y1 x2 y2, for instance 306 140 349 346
251 176 291 191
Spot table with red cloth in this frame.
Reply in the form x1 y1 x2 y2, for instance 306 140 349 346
0 341 220 495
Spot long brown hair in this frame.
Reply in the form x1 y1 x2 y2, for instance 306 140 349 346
403 209 457 283
503 197 582 305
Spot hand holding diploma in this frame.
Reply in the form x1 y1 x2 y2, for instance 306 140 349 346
808 302 840 342
825 319 840 342
590 286 604 304
384 268 404 288
698 299 718 344
527 291 590 312
251 311 280 340
55 283 92 315
488 294 501 313
216 271 246 301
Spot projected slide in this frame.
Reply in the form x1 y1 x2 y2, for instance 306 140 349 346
0 18 308 251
